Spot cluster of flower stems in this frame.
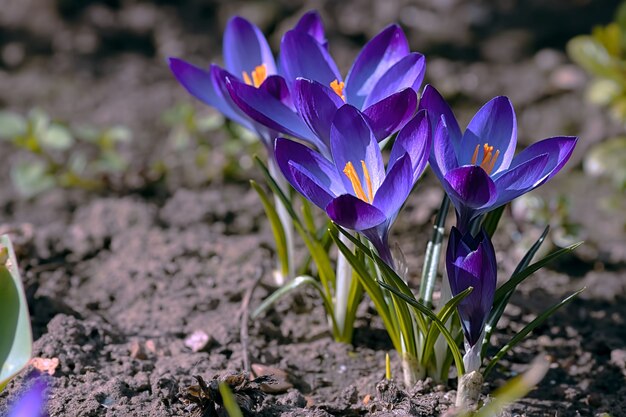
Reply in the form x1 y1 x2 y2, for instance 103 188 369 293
168 11 583 409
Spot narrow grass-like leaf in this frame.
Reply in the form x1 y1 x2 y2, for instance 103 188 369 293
483 226 551 356
0 235 33 392
472 358 549 417
484 288 585 378
331 231 401 353
254 156 335 301
334 224 429 336
482 204 506 237
250 180 290 280
421 287 473 367
494 241 582 304
218 382 244 417
254 156 301 226
251 275 340 336
339 272 363 343
378 281 466 376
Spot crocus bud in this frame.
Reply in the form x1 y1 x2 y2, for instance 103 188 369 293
446 227 497 350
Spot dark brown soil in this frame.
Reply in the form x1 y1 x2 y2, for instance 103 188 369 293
1 1 626 416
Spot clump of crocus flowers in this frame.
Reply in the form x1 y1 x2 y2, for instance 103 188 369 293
170 11 582 409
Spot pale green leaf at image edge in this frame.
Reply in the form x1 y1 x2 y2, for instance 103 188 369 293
0 235 33 391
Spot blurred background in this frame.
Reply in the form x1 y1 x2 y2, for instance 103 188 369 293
0 0 625 268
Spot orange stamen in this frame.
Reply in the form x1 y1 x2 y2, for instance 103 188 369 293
361 160 374 203
472 143 500 175
471 144 480 165
485 149 500 174
330 79 346 101
343 161 372 203
242 64 268 88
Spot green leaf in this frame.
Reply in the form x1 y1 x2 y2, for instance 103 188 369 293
567 35 620 78
484 288 584 378
93 151 128 173
586 78 623 106
105 126 132 143
11 161 56 197
254 156 301 225
331 230 402 353
195 113 224 132
494 241 582 304
0 235 33 392
378 280 466 376
250 180 290 280
0 111 27 139
584 136 626 188
421 287 473 368
218 382 244 417
484 226 550 356
473 358 549 417
482 205 506 237
40 124 73 150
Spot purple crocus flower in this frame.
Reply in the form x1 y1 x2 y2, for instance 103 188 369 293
8 379 47 417
275 105 431 267
227 23 425 153
419 85 578 231
446 227 496 348
168 12 327 152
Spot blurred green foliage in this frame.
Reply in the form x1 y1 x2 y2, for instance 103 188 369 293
567 2 626 189
159 103 261 183
512 194 583 249
0 108 131 197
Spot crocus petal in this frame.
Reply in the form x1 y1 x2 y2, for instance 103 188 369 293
493 153 550 207
168 59 253 130
330 105 385 195
293 78 343 150
226 76 326 151
8 379 47 417
372 152 413 219
223 16 277 78
388 109 431 184
418 84 462 145
443 165 497 210
326 194 387 231
460 96 517 174
506 136 578 184
275 137 344 199
363 53 426 109
293 10 327 47
430 115 459 178
344 24 410 109
289 162 337 209
279 30 341 86
362 88 418 141
259 75 293 108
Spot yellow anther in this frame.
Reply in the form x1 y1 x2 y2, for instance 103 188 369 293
330 79 346 101
343 161 373 203
471 143 500 175
242 63 267 88
471 144 480 165
361 160 374 203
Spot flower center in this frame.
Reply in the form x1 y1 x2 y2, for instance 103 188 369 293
471 143 501 175
242 64 267 88
343 160 373 203
330 79 346 101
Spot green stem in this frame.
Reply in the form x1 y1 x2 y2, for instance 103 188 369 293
334 233 353 337
419 195 450 307
268 157 295 285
